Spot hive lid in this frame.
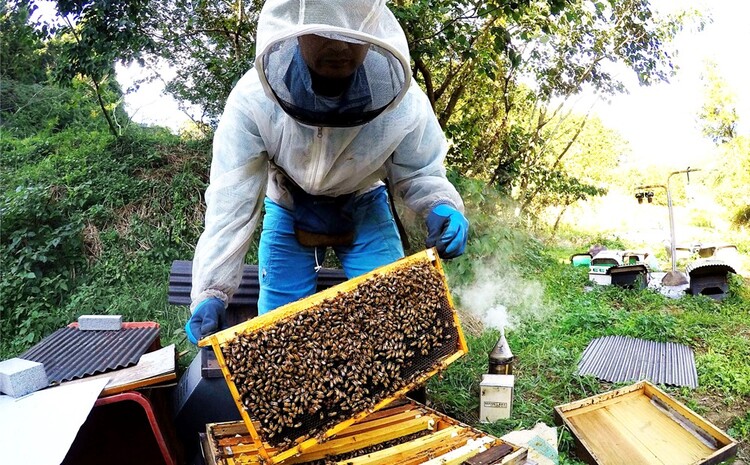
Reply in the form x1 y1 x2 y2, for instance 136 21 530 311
481 374 515 388
685 258 736 276
199 249 468 464
576 335 698 388
554 381 737 465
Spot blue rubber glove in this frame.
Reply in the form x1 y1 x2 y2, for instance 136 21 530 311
425 204 469 259
185 297 226 345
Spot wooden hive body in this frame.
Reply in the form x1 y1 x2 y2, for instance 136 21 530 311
202 399 527 465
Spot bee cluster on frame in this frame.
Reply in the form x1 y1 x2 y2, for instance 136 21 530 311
222 261 458 448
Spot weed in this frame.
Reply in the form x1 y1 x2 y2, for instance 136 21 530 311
0 80 211 358
729 411 750 442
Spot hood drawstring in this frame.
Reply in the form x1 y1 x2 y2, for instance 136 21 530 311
314 246 323 272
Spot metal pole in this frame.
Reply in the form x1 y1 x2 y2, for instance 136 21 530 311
660 171 687 285
665 177 678 274
635 168 699 286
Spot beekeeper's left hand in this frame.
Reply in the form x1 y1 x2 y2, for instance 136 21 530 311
425 204 469 259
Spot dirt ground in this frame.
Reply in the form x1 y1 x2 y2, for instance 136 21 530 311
689 392 748 464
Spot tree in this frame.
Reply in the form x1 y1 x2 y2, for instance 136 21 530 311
33 0 687 218
1 0 49 84
525 115 627 231
38 0 158 135
41 0 261 129
151 0 261 127
393 0 688 216
698 61 738 145
697 62 750 227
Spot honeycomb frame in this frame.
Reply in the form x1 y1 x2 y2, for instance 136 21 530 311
199 249 468 464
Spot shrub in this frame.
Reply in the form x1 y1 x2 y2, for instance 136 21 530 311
0 88 211 357
0 184 86 350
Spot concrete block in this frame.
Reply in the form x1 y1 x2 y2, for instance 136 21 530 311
78 314 123 331
0 358 49 397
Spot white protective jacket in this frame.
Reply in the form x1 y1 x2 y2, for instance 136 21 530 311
190 0 464 307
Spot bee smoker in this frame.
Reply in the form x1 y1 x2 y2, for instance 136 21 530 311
488 329 514 375
481 329 515 422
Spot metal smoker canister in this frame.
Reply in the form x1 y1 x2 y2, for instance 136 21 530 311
488 332 514 375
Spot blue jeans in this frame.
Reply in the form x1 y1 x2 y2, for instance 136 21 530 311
258 185 404 314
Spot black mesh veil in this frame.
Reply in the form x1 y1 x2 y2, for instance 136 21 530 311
260 33 407 127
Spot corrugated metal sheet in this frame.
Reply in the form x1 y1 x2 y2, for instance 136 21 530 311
21 326 160 383
577 335 698 388
686 258 736 276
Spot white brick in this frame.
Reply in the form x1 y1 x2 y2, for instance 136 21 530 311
0 358 49 397
78 314 123 331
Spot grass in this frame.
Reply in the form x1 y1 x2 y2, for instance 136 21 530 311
429 245 749 464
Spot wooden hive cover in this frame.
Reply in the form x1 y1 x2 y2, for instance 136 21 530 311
199 249 468 463
554 381 738 465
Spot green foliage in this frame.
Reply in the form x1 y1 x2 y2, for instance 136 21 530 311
40 0 262 128
698 62 738 145
0 0 50 84
733 206 750 228
0 184 86 348
1 80 122 352
589 234 627 250
0 78 211 357
393 0 686 219
155 0 262 125
17 1 140 135
729 412 750 442
441 174 552 288
519 166 608 213
51 0 156 82
1 78 114 137
696 351 750 397
708 134 750 227
696 61 750 228
29 0 686 215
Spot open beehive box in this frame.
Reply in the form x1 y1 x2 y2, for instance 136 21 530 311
202 399 527 465
554 380 738 465
199 249 469 463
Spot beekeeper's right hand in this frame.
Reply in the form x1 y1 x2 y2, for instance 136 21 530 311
185 297 226 344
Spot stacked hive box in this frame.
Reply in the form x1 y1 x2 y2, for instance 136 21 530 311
202 399 526 465
199 250 469 463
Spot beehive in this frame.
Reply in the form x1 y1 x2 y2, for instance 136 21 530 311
203 399 526 465
199 249 468 463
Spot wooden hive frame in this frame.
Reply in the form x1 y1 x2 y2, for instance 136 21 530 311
203 399 527 465
199 249 469 464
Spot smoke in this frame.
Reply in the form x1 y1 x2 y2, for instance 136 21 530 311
484 305 509 335
453 259 549 333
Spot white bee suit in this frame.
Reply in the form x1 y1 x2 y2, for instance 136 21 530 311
190 0 464 307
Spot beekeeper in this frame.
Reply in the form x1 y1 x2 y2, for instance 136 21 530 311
186 0 469 344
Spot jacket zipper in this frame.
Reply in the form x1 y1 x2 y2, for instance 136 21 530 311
307 127 326 189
